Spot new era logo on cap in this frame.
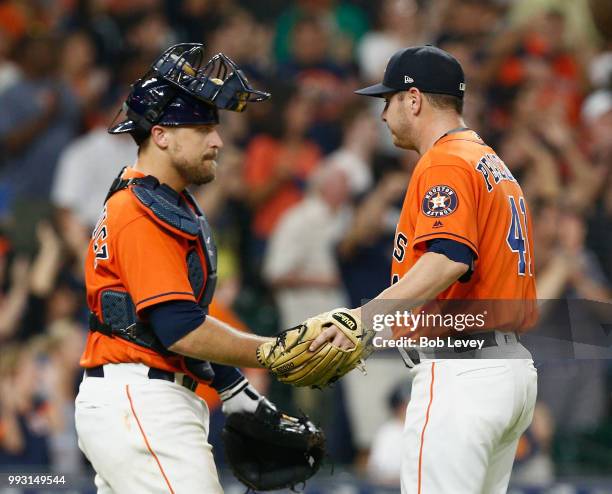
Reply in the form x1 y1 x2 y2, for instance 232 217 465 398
355 45 466 100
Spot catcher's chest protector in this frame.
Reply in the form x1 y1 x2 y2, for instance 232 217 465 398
129 179 218 309
92 175 217 364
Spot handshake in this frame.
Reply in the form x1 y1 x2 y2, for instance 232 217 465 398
256 308 375 388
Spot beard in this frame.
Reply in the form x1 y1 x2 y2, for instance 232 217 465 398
171 151 218 186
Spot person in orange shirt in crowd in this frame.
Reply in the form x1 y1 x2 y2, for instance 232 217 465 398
243 87 320 259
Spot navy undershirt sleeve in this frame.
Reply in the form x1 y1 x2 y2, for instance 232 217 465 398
147 300 244 391
426 238 475 283
147 300 205 348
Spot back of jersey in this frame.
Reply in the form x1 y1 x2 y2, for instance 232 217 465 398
392 129 537 332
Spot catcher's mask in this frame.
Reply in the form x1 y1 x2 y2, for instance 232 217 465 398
109 43 270 135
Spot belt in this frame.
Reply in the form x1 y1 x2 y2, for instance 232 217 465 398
85 365 198 392
399 331 520 368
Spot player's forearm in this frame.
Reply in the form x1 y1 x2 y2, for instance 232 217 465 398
168 316 272 368
364 252 468 314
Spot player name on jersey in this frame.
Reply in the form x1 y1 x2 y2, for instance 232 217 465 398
475 153 517 192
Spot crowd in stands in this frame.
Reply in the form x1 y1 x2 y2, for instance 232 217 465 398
0 0 610 487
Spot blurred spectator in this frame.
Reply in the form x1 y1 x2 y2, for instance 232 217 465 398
437 0 503 43
168 0 227 43
323 104 377 197
0 28 20 95
536 208 611 302
243 87 321 263
194 147 248 302
263 165 350 328
123 7 177 58
535 205 610 435
357 0 424 84
51 95 137 230
0 33 80 202
511 402 555 486
62 0 124 66
337 168 408 307
15 221 64 342
0 243 30 342
581 90 612 281
0 2 27 42
498 129 561 203
273 0 369 65
44 320 86 476
59 30 110 125
278 14 355 153
366 380 412 487
479 9 584 135
207 9 272 77
0 341 59 469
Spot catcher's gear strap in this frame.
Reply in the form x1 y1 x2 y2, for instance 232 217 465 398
104 169 218 310
89 309 171 356
104 168 199 239
89 308 216 384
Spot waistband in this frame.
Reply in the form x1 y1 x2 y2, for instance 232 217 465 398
84 363 198 392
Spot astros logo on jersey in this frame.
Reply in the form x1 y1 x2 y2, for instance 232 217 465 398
421 185 458 217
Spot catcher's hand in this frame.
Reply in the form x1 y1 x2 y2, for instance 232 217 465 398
222 398 325 491
256 308 375 388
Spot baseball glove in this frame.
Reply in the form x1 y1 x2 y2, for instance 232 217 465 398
256 308 375 388
222 398 325 491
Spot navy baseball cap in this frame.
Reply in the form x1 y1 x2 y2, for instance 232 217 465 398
355 45 466 99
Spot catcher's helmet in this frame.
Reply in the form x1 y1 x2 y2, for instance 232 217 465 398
109 43 270 135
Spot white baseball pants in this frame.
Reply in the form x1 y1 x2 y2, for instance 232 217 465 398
401 359 537 494
75 363 223 494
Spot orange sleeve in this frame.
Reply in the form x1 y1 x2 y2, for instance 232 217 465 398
411 165 479 256
114 215 196 313
243 137 275 187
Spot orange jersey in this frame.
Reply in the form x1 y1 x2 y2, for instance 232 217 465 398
80 167 207 372
392 129 537 334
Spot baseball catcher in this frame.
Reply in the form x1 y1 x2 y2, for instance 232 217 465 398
75 43 326 493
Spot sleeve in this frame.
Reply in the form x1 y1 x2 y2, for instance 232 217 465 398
426 238 474 266
427 238 474 283
412 165 479 257
146 300 205 348
243 137 273 188
209 363 245 393
114 215 197 313
148 300 245 389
